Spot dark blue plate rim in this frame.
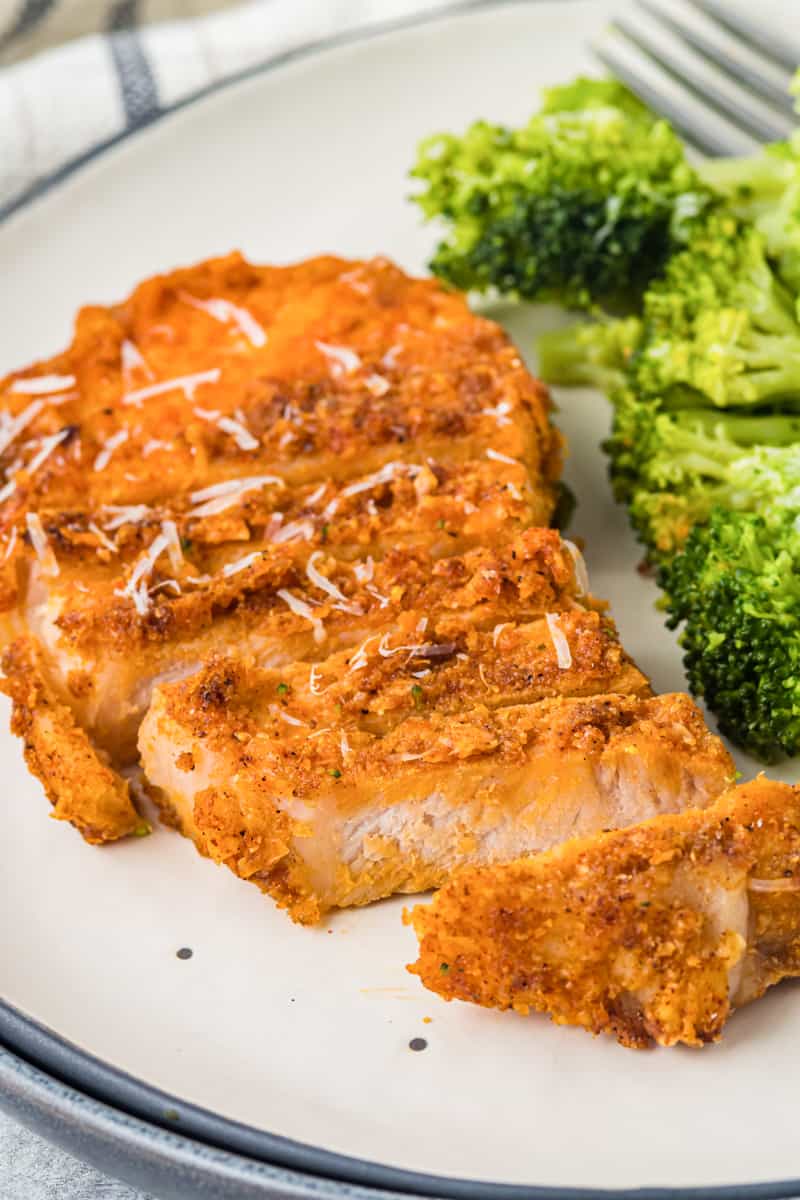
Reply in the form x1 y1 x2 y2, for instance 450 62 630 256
2 1 799 1196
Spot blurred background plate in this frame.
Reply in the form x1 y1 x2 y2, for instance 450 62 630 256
2 2 800 1197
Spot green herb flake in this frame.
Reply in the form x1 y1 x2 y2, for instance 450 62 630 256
411 684 425 710
329 768 342 779
276 682 290 697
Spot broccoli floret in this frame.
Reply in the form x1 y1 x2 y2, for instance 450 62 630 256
634 211 800 411
537 317 640 391
629 433 800 559
698 137 800 297
661 510 800 761
411 78 710 309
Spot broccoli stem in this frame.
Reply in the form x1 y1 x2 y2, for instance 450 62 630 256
672 409 800 445
697 153 793 212
537 319 639 390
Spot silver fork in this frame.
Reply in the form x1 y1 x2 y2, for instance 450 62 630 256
594 0 799 155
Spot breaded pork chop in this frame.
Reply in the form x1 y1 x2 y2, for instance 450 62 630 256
140 632 732 921
408 777 800 1048
0 253 559 776
1 251 736 927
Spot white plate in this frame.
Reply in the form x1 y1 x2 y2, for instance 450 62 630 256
2 1 800 1192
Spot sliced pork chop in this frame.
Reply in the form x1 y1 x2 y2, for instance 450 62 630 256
0 253 559 775
13 526 589 764
140 634 732 921
408 777 800 1048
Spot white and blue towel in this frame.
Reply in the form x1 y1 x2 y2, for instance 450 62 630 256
0 0 466 216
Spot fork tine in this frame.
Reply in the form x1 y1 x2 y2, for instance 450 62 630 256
614 7 795 144
639 0 796 116
594 26 761 156
693 0 800 75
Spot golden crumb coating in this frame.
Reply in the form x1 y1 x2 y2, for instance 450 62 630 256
0 253 564 824
408 777 800 1048
2 638 141 842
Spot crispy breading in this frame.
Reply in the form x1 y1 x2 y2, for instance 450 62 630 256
0 253 561 801
407 777 800 1048
2 639 141 842
0 252 736 924
141 662 733 921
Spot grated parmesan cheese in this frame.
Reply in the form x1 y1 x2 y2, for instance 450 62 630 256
277 588 325 643
161 519 184 573
0 399 44 456
365 373 390 397
304 483 327 507
194 406 259 451
365 585 390 609
93 429 128 472
121 339 152 380
341 461 421 498
315 340 361 376
188 474 284 518
87 521 118 554
25 512 59 576
115 533 171 616
124 369 220 407
271 518 315 545
102 504 153 531
486 448 519 467
10 374 75 396
545 612 572 670
484 400 513 427
562 538 590 596
222 551 263 578
179 293 267 348
353 556 374 584
306 551 348 604
348 632 381 672
308 663 326 696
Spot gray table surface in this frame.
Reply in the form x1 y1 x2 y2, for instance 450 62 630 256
2 1113 154 1199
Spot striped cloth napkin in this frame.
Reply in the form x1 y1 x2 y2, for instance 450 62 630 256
0 0 465 217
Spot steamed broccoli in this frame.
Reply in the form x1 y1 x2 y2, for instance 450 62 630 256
629 432 800 559
634 212 800 411
661 510 800 761
538 208 800 411
698 137 800 297
411 78 711 308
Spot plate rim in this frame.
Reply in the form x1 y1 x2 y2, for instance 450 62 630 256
5 1000 800 1200
3 1 800 1196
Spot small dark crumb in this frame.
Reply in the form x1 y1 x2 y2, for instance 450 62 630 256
636 559 655 577
164 1108 180 1122
439 962 449 972
176 947 193 960
180 536 193 552
409 1038 428 1052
